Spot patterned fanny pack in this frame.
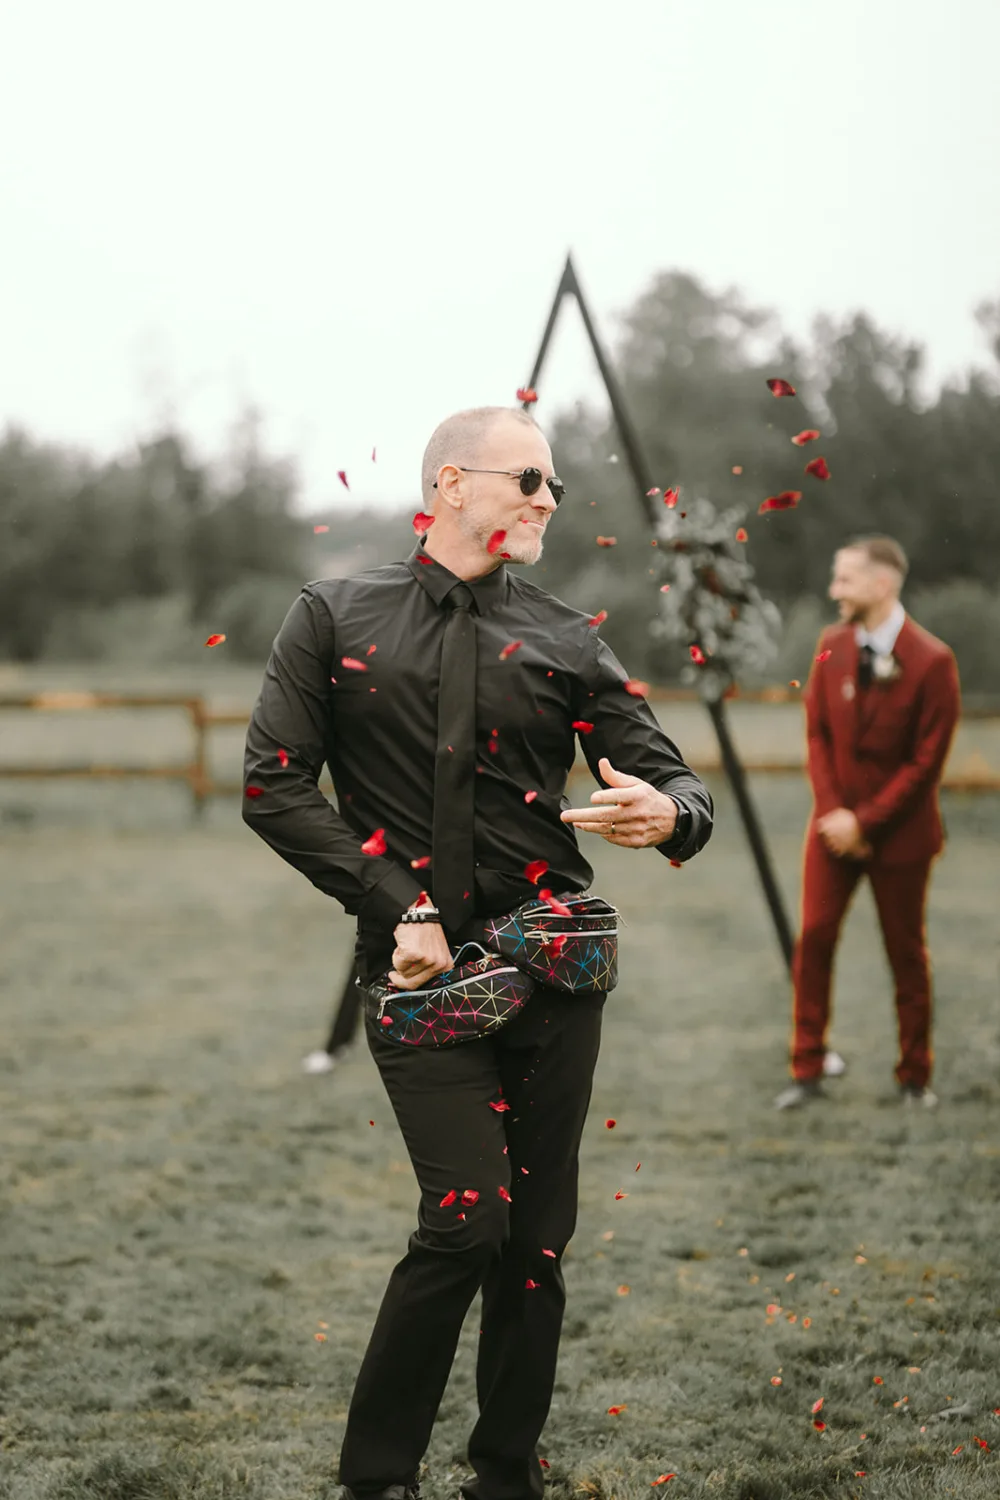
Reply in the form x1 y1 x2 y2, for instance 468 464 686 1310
365 891 619 1050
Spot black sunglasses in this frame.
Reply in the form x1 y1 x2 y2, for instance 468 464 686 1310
433 466 566 505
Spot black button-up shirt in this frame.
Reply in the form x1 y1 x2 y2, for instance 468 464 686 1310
243 541 713 936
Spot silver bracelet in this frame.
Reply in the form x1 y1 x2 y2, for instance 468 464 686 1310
398 906 441 926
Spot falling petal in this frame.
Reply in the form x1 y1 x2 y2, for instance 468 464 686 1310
337 470 350 489
314 1332 327 1342
525 1278 540 1289
646 487 661 497
792 429 821 446
277 748 290 769
516 387 538 403
498 1185 512 1202
499 640 524 661
588 609 609 627
539 889 574 916
766 1304 782 1315
489 1099 511 1113
524 790 538 804
635 1163 641 1171
605 1119 617 1129
617 1284 630 1296
462 1189 480 1204
361 828 387 856
651 1477 677 1487
974 1438 990 1451
543 1248 556 1258
607 1405 628 1415
367 644 377 655
805 456 831 480
872 1377 883 1385
342 657 368 671
803 1317 812 1328
663 488 679 508
487 529 507 555
614 1190 628 1200
572 720 594 734
596 536 617 547
767 377 797 397
313 524 330 534
771 1377 782 1386
689 645 706 665
410 855 432 869
624 679 650 697
816 649 832 662
540 1460 550 1470
412 511 436 534
813 1420 826 1432
440 1190 458 1207
245 786 264 799
789 679 801 688
735 528 748 543
659 583 671 593
731 465 743 475
204 633 226 647
952 1446 963 1455
758 491 802 514
812 1398 824 1414
524 858 549 884
417 555 434 565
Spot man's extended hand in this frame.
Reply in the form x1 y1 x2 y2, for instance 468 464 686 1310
817 807 872 860
559 757 679 847
388 917 454 991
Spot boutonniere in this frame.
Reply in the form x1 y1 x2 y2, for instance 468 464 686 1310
871 652 901 683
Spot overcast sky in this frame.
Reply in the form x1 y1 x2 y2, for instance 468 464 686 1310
2 0 998 515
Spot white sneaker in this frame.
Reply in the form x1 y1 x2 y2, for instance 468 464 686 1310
901 1084 938 1109
301 1050 336 1075
823 1050 847 1078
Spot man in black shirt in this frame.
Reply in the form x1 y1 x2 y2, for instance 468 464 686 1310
243 405 712 1500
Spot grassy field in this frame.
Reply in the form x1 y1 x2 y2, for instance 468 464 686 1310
2 768 999 1500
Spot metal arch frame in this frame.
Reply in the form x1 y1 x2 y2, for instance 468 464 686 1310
522 252 795 969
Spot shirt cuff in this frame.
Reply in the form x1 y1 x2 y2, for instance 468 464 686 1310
358 862 429 931
655 796 692 858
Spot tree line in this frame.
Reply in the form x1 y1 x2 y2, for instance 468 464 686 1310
2 273 998 691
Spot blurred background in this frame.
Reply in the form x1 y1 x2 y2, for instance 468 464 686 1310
3 4 999 1499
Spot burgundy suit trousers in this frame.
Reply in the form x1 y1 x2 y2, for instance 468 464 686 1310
791 834 935 1088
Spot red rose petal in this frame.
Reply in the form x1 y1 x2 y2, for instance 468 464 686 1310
624 679 650 697
731 465 743 475
572 720 594 734
498 1185 512 1202
767 377 796 398
872 1376 883 1385
804 456 831 480
410 855 432 869
524 858 549 884
659 583 671 593
646 487 661 497
607 1404 627 1415
792 429 821 446
412 510 436 533
440 1190 458 1207
811 1398 824 1414
815 649 832 662
614 1190 628 1200
539 889 574 917
542 1248 556 1258
524 790 538 804
337 470 350 489
487 529 507 555
204 633 226 647
596 536 617 547
663 488 679 508
651 1477 677 1487
516 387 538 403
605 1118 616 1129
758 491 802 514
341 657 368 671
588 609 609 627
525 1278 540 1289
689 645 706 665
417 554 434 565
462 1189 480 1204
540 1459 550 1469
974 1437 990 1451
669 859 682 868
277 748 290 769
488 1099 511 1112
544 934 567 956
813 1420 826 1432
360 828 387 856
244 786 264 799
771 1376 782 1386
499 640 523 661
313 524 330 533
366 644 377 655
735 527 748 543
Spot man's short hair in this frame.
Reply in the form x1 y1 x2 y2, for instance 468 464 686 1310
421 407 539 505
842 534 909 581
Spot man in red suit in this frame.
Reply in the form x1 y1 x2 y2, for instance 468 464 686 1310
776 535 960 1111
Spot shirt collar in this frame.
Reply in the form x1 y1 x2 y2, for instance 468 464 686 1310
404 539 509 614
855 600 905 656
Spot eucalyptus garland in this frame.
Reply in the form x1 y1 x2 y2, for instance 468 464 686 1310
650 496 782 698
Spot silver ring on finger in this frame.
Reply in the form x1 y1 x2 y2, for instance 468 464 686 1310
610 822 616 835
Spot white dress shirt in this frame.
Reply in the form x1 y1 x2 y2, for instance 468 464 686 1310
855 600 905 657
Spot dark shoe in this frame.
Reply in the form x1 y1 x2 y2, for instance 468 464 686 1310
774 1079 826 1110
900 1084 938 1110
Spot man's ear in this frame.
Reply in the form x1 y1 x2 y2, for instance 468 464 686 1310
436 464 464 509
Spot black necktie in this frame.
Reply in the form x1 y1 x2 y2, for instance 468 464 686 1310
432 583 478 932
858 642 874 689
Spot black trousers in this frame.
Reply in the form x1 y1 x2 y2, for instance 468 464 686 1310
339 923 606 1500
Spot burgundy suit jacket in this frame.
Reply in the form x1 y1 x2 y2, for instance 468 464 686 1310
803 616 961 865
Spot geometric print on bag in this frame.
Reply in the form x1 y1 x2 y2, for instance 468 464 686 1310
366 945 533 1049
483 891 619 995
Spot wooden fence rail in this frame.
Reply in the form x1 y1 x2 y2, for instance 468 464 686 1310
1 690 998 818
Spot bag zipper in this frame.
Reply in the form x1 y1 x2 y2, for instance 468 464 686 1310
377 964 523 1021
